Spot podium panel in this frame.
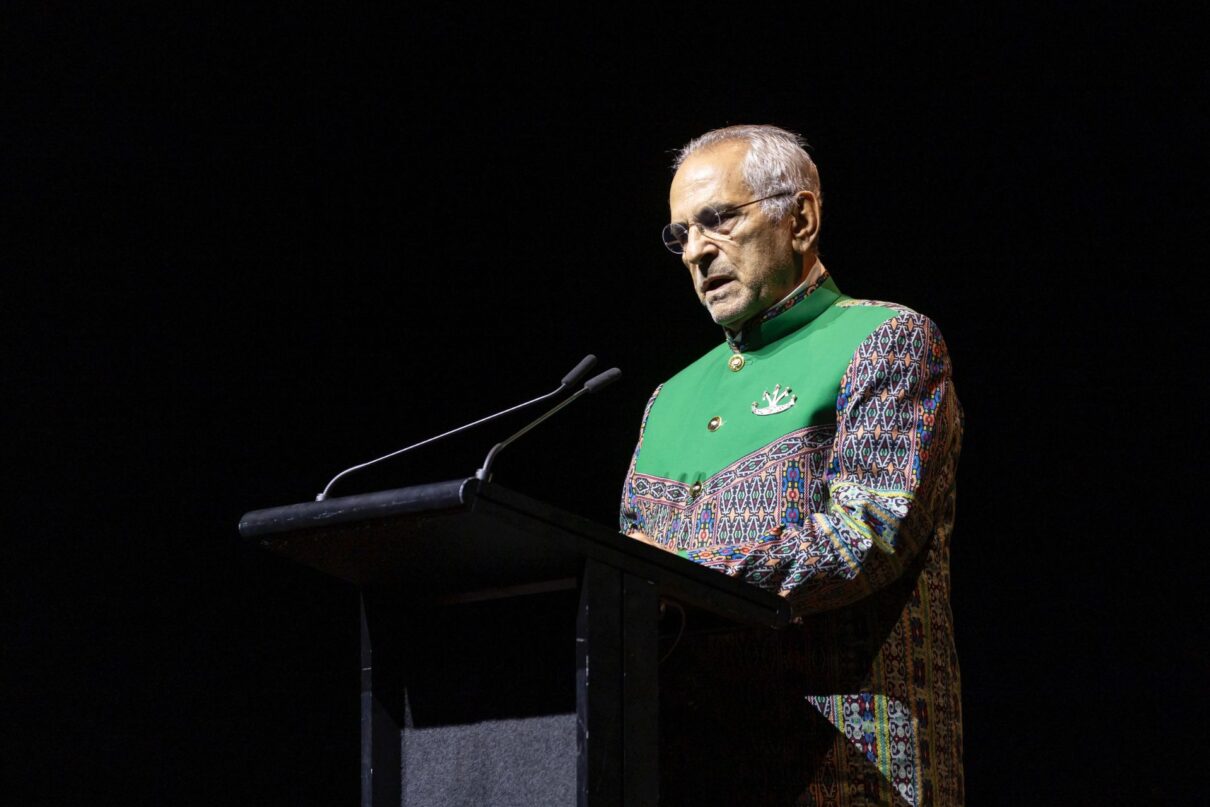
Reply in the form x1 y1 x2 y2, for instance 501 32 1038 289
240 479 789 805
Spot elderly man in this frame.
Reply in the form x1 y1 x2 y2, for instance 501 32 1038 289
621 125 964 805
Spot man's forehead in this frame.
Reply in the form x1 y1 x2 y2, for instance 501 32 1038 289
669 142 751 214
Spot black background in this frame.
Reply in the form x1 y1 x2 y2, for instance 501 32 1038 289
6 6 1205 805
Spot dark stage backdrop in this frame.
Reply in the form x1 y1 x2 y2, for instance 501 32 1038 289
7 6 1204 805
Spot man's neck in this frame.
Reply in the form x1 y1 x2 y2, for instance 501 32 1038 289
727 259 826 337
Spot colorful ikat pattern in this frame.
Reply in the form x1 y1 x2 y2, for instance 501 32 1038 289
621 304 964 805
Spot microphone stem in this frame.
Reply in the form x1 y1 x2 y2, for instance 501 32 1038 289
476 387 589 481
316 383 567 501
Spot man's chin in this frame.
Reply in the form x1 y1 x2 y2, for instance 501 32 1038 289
705 300 751 330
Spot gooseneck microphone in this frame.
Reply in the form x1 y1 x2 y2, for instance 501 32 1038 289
475 367 622 482
314 355 599 501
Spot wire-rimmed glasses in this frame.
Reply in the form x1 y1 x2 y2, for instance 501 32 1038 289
661 191 793 254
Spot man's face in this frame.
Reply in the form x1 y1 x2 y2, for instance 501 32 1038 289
668 142 802 330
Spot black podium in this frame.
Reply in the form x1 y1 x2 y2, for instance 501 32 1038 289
239 478 790 806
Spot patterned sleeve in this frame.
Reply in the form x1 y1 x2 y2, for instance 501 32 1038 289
619 383 664 535
679 312 962 614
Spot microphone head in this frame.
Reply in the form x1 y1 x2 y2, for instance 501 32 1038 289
561 354 598 387
583 367 622 393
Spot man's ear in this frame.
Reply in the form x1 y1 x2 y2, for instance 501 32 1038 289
789 190 821 256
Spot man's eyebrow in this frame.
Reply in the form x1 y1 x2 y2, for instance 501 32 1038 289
690 202 725 220
669 200 729 225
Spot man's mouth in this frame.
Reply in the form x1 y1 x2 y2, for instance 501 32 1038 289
701 275 735 295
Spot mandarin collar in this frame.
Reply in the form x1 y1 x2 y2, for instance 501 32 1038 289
725 273 842 353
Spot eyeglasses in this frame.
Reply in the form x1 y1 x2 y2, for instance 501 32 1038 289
661 191 794 255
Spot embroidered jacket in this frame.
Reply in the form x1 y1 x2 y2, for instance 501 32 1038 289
620 275 964 805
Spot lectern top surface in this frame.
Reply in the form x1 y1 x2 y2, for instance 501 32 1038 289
239 478 791 628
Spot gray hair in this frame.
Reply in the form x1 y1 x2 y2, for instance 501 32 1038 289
673 124 821 222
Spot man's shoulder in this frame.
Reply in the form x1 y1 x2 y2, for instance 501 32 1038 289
835 297 922 320
836 298 948 343
836 300 955 384
654 299 947 394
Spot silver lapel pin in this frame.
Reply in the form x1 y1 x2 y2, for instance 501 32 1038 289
752 384 797 416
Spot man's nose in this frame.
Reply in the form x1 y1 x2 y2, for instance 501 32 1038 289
682 225 717 267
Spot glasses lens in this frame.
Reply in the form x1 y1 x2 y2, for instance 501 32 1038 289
662 223 687 254
700 207 725 233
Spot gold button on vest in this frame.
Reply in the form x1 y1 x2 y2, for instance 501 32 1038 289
727 354 746 372
690 480 703 498
707 416 722 432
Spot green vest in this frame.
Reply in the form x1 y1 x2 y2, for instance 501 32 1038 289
635 279 898 486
